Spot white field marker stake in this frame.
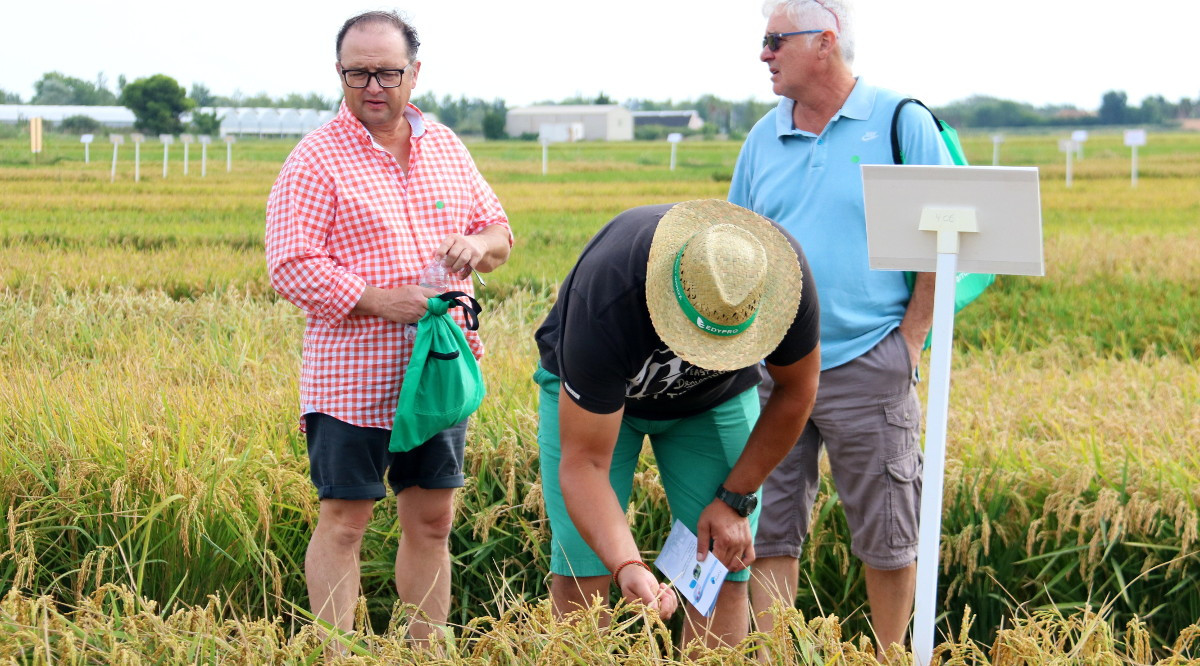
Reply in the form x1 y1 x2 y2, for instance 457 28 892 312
160 134 174 177
912 206 978 666
109 134 124 182
199 135 211 177
1124 129 1146 189
131 133 145 182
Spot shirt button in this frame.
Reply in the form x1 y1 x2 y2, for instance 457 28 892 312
817 139 824 145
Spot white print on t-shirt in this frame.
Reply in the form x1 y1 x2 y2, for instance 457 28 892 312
627 348 725 401
627 348 685 399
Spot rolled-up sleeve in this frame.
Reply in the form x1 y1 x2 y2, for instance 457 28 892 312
265 157 365 328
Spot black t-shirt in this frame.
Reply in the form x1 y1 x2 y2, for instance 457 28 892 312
535 203 820 420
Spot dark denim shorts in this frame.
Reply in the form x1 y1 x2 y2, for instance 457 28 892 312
304 412 468 501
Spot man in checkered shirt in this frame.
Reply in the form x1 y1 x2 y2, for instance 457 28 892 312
265 10 512 646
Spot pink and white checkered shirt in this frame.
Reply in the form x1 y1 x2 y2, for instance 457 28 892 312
266 102 510 431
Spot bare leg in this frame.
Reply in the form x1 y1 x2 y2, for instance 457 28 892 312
865 562 916 658
680 580 750 655
394 487 456 645
549 573 610 622
306 499 375 635
749 555 799 634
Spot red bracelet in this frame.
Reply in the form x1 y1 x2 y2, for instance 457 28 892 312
612 559 653 586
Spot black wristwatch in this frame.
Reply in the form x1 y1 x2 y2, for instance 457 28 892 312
715 485 758 517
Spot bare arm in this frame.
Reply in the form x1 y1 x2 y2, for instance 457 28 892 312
558 391 677 617
696 345 820 571
898 272 935 366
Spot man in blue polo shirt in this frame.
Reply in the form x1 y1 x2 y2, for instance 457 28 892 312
728 0 952 655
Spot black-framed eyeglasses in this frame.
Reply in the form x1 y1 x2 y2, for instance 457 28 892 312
339 66 409 88
762 30 822 52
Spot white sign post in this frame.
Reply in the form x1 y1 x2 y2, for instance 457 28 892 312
1124 129 1146 188
81 134 94 163
180 134 194 176
990 134 1004 166
667 132 683 171
862 164 1044 666
199 135 212 177
1058 139 1078 188
1071 129 1088 160
109 134 124 182
131 133 145 182
160 134 174 177
223 134 236 172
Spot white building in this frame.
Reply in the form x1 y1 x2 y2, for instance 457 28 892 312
505 104 634 142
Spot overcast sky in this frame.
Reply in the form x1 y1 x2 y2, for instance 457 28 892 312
5 0 1196 111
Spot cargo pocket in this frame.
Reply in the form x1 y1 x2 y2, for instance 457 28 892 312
883 448 921 549
883 394 917 431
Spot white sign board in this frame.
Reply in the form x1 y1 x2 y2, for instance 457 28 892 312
539 124 570 144
1124 129 1147 147
862 165 1044 276
667 132 683 144
159 134 175 144
862 163 1044 666
198 135 212 145
179 133 195 144
109 134 125 145
1071 130 1088 143
81 134 95 144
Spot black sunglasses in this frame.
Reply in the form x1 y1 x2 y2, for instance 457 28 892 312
762 29 822 52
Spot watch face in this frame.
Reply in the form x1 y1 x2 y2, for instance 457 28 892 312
745 494 758 515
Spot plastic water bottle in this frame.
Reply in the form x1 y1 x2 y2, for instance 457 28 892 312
406 260 451 340
418 260 451 290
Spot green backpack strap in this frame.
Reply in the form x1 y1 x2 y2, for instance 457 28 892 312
890 97 967 166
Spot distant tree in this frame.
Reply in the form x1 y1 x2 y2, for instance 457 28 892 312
482 99 507 140
119 74 194 135
31 71 117 105
1099 91 1129 125
0 88 22 104
190 83 215 107
1179 98 1195 119
241 92 274 107
593 92 613 105
59 115 104 134
189 109 223 136
1136 95 1173 125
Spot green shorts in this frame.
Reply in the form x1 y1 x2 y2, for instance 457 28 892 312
535 365 761 582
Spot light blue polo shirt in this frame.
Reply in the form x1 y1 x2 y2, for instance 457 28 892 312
729 78 952 370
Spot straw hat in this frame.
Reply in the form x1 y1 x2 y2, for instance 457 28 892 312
646 200 803 371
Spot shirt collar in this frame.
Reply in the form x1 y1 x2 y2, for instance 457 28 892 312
335 101 427 147
775 77 874 137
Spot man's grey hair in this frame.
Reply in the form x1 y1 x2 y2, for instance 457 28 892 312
762 0 855 66
336 10 420 62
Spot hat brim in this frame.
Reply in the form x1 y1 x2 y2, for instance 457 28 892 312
646 199 803 371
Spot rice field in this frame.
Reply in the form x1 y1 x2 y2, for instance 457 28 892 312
1 128 1199 664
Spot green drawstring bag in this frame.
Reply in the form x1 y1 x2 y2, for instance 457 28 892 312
390 291 485 452
891 98 996 348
